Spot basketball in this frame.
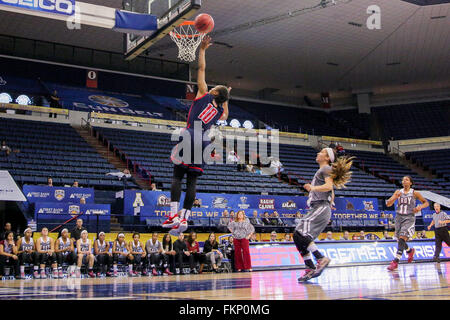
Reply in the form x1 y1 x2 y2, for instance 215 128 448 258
194 13 214 33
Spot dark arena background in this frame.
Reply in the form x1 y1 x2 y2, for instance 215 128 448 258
0 0 449 308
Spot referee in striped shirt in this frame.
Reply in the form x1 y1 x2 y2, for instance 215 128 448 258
427 203 450 263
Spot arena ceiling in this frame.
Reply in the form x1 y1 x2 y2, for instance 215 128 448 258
0 0 449 101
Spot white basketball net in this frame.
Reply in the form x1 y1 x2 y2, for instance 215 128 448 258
170 22 206 62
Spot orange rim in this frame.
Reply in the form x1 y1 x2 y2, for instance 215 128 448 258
170 20 206 39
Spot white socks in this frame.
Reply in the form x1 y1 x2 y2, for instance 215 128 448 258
180 209 191 221
170 202 179 218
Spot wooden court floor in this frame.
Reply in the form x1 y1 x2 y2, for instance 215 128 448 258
0 262 449 300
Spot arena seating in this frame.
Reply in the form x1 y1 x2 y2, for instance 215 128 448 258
348 149 450 198
94 127 300 195
406 149 450 188
279 144 397 198
0 118 137 189
374 100 450 140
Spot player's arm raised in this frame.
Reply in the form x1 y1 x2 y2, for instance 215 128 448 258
304 176 333 193
196 36 212 98
219 87 231 120
413 190 429 213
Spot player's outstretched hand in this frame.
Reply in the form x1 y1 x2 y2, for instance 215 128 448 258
303 183 312 192
393 190 401 199
200 36 212 50
413 206 421 213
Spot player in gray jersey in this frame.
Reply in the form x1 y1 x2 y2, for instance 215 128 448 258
386 176 428 271
94 232 112 277
17 227 36 279
35 227 57 279
128 232 147 276
76 230 95 278
294 147 354 282
427 203 450 263
112 233 131 277
55 228 76 278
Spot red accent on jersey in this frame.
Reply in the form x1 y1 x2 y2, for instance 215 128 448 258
198 103 218 124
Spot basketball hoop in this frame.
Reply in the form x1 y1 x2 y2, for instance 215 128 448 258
170 21 206 62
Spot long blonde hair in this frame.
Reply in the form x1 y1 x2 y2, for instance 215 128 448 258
330 155 354 189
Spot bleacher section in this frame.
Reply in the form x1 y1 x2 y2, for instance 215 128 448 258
279 144 397 198
374 100 450 140
407 149 450 189
94 127 300 195
0 118 137 189
348 149 450 198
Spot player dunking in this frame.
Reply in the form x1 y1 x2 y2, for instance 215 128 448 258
295 148 354 282
162 36 230 236
385 176 429 271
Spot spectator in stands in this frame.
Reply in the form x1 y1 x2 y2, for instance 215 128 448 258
269 231 278 242
229 210 235 220
387 213 395 230
336 143 345 156
186 231 206 274
173 233 190 275
223 236 236 272
249 233 258 242
379 212 388 228
47 177 53 187
71 219 87 242
284 234 292 242
161 234 175 275
49 90 60 108
192 199 201 208
150 183 161 191
359 230 366 240
76 230 95 278
17 227 35 279
128 232 147 276
0 140 11 156
93 231 112 277
228 210 254 272
294 212 302 226
261 212 271 226
55 228 76 278
249 210 263 227
0 231 19 279
421 230 427 239
272 211 285 226
72 181 79 188
106 169 138 189
340 230 350 240
0 222 14 241
218 210 230 232
146 232 169 276
369 234 377 241
324 231 335 241
80 197 86 205
203 233 223 273
383 231 393 240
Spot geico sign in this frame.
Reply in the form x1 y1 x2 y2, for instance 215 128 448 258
0 0 75 15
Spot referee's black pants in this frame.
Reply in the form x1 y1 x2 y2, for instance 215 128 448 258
434 227 450 258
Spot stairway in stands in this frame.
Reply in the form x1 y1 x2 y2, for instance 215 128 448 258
73 126 150 190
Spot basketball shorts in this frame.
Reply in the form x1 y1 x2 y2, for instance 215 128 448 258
170 128 212 176
295 201 331 240
394 214 415 239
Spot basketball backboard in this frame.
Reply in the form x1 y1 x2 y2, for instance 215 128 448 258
123 0 201 61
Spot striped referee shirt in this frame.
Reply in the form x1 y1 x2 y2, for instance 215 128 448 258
228 219 255 240
433 211 449 228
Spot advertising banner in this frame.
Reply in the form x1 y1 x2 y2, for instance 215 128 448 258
23 185 94 203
